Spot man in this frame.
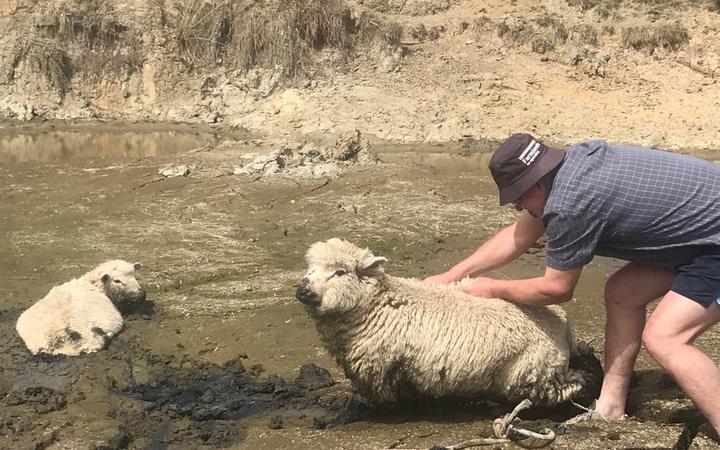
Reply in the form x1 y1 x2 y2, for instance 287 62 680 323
424 133 720 433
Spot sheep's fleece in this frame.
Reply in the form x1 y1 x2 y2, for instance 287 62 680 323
296 238 600 406
16 260 146 356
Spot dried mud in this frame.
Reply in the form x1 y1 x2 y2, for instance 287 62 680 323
1 127 719 449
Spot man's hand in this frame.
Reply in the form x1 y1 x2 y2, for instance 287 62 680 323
422 272 457 285
460 277 498 298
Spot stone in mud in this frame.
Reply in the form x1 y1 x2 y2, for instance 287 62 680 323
268 415 284 429
233 131 380 179
294 363 334 391
159 164 191 177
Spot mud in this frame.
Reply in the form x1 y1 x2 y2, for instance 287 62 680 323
1 125 719 449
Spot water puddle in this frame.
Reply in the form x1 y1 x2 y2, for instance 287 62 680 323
0 123 245 164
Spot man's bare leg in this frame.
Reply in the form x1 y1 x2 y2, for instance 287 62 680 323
643 293 720 434
594 262 674 419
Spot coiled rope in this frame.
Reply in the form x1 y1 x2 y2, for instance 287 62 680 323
436 399 556 449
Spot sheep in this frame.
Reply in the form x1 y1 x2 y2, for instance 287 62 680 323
296 238 601 406
16 260 147 356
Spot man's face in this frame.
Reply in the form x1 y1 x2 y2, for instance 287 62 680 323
511 183 546 218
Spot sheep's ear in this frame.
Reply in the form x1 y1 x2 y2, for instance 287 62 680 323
133 262 143 271
101 274 110 283
358 256 387 275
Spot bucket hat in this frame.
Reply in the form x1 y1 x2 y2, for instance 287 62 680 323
489 133 565 206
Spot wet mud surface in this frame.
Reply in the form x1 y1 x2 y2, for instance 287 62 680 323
1 126 719 449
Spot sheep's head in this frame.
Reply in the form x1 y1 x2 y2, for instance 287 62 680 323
88 260 147 313
296 238 387 314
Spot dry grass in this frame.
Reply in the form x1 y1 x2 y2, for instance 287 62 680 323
41 0 126 49
229 0 352 76
155 0 233 66
498 18 535 45
622 21 689 53
354 10 402 48
573 23 598 45
566 0 622 17
155 0 356 76
7 0 145 91
535 14 569 44
499 15 569 54
10 35 73 94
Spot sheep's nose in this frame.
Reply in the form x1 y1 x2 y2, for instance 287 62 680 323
296 278 316 304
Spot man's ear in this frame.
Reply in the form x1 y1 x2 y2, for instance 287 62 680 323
101 274 110 283
358 255 388 275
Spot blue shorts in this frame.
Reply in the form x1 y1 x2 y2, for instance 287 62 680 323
671 249 720 308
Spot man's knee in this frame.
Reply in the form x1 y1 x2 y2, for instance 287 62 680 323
642 324 672 362
642 324 674 363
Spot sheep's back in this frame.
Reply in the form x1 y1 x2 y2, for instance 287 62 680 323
357 277 575 397
16 279 123 355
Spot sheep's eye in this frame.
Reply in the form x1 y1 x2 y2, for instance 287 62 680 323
113 279 123 284
333 269 347 277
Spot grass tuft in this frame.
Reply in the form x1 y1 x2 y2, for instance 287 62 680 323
10 36 73 94
156 0 355 76
41 0 126 49
573 23 598 45
622 21 689 53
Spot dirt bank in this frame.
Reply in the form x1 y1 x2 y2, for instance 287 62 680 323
2 0 720 152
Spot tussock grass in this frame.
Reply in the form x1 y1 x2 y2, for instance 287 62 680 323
354 10 402 48
566 0 621 18
498 18 534 45
499 15 569 54
535 14 569 44
156 0 358 76
42 0 126 49
229 0 352 76
10 36 73 94
156 0 233 66
472 15 494 34
573 23 598 45
622 21 689 53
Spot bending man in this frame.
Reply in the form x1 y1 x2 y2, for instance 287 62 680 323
425 133 720 432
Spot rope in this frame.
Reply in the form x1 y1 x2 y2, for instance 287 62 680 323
437 399 556 449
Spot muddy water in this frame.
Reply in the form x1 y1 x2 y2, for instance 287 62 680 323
0 126 717 449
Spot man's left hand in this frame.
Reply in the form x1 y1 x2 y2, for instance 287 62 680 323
460 277 498 298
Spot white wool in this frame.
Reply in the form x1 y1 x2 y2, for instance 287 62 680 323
16 260 144 356
298 238 590 406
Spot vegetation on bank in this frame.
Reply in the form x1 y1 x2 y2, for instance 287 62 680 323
6 0 402 96
3 0 716 96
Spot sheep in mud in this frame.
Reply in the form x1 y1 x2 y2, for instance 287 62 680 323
16 260 147 356
296 238 601 406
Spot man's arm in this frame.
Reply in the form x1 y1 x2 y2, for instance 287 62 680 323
462 265 583 306
424 213 546 284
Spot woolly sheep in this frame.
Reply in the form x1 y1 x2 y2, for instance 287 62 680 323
296 238 600 406
16 260 146 356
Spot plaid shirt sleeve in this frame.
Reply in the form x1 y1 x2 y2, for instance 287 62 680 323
543 210 606 270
